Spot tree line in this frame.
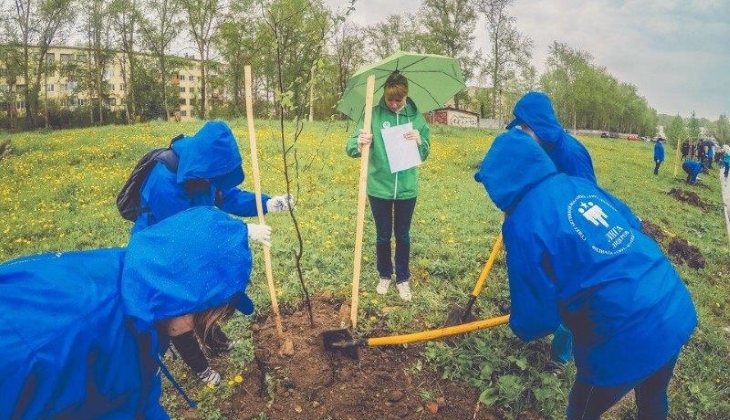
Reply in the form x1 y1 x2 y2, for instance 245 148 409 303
0 0 726 139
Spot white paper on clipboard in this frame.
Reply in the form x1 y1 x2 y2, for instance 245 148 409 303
381 122 422 173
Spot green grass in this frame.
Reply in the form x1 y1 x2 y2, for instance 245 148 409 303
1 121 728 419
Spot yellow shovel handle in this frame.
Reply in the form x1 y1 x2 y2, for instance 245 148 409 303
367 315 509 346
470 233 503 297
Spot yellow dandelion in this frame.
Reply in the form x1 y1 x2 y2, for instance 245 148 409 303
234 375 243 383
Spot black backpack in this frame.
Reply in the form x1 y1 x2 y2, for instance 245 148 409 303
116 135 184 222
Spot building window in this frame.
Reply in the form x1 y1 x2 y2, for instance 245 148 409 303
189 75 194 81
46 84 54 92
60 53 71 63
189 87 195 93
76 54 87 62
120 84 125 91
16 101 25 110
179 98 187 105
46 53 55 63
178 74 185 80
181 110 187 116
179 86 185 92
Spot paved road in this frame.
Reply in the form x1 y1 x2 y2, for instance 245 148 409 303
720 171 730 241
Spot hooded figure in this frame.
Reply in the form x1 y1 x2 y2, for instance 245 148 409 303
475 129 696 419
132 120 292 234
654 138 665 175
506 91 596 183
682 160 706 184
0 207 254 419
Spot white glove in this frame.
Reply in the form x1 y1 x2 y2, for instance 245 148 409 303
247 223 272 247
266 194 295 213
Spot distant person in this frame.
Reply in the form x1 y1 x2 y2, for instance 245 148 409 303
504 91 598 365
131 120 292 385
706 145 715 169
680 141 690 160
653 138 665 175
723 146 730 178
0 208 259 419
682 160 707 185
474 128 697 420
345 71 431 302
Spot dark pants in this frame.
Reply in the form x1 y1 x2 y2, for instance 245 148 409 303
567 353 679 420
653 160 662 175
170 325 230 373
724 162 729 178
368 195 417 283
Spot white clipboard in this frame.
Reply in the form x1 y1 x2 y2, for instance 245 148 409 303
381 122 422 173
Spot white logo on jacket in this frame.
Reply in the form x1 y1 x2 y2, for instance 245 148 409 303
382 121 391 129
567 195 635 255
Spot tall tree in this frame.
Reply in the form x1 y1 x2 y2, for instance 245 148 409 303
109 0 140 123
8 0 75 128
330 21 365 98
687 111 701 141
179 0 223 119
138 0 181 120
418 0 477 107
83 0 115 125
665 114 687 147
364 15 423 60
715 114 729 143
473 0 533 121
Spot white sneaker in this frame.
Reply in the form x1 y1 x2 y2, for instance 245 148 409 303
197 367 221 386
396 281 412 301
376 277 391 295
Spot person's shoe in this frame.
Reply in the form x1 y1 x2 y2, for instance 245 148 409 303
396 281 412 302
376 277 391 295
197 367 221 386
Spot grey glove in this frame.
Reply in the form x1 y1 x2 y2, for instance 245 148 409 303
266 194 295 213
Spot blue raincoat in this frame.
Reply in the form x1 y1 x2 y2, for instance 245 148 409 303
132 120 270 233
682 160 704 184
507 91 596 183
474 129 697 386
0 207 253 419
654 141 665 162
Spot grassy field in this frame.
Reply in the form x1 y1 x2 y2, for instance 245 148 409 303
1 120 728 419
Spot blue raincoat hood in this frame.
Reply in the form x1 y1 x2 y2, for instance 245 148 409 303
506 91 566 145
171 121 245 188
475 128 558 213
122 206 253 332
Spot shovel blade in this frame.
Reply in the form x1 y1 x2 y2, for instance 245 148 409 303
321 329 359 360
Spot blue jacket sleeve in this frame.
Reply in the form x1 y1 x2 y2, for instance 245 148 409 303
218 188 270 217
503 229 561 341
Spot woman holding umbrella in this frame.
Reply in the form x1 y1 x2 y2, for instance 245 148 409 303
346 71 431 301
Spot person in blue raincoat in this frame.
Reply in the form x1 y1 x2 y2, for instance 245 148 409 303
474 129 697 420
505 91 597 365
133 120 291 384
0 207 260 419
653 138 665 175
682 160 707 185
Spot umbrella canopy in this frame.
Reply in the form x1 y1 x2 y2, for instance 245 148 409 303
337 51 465 123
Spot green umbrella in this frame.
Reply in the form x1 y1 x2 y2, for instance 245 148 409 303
337 51 465 123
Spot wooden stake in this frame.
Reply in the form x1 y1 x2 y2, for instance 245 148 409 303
350 75 376 329
244 65 284 338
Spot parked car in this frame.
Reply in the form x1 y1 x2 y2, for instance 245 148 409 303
627 134 639 141
601 132 609 138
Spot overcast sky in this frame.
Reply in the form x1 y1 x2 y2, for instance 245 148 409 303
324 0 729 120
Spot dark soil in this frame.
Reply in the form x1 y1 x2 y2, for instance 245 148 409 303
641 218 706 270
641 220 667 242
668 188 709 210
667 238 706 269
183 296 513 420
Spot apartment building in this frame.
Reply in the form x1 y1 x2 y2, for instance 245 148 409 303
0 45 205 121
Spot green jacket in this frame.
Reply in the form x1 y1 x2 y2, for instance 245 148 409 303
346 97 431 200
